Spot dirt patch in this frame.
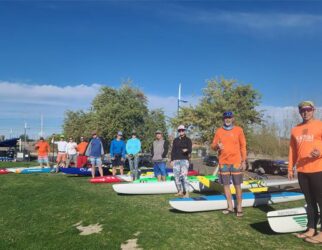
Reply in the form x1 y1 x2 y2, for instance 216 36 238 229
74 221 103 236
121 232 142 250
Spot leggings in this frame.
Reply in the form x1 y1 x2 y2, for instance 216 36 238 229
298 171 322 230
173 160 190 194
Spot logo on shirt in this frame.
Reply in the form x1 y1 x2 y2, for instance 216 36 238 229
295 134 314 143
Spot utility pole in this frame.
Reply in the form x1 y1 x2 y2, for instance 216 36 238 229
177 83 188 116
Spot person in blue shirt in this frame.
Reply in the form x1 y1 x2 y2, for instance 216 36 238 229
110 131 126 176
85 131 105 178
126 130 141 180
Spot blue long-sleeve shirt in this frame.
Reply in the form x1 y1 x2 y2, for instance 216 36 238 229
110 139 126 158
126 138 141 155
85 137 104 157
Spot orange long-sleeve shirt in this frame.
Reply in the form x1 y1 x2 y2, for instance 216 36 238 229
211 126 247 165
288 119 322 173
35 141 50 157
77 141 88 155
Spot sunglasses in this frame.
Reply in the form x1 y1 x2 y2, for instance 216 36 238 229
178 129 185 132
300 107 313 113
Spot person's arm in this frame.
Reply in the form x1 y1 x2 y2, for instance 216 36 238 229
239 129 247 162
151 143 154 158
211 132 219 151
288 134 297 180
162 140 169 159
239 129 247 170
100 140 104 156
121 141 126 159
170 139 175 162
85 140 91 157
47 143 50 154
137 140 141 154
187 138 192 154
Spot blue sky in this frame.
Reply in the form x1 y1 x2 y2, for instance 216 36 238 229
1 0 322 138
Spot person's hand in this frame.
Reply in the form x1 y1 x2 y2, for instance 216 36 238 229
111 157 115 160
182 148 188 153
310 148 320 158
288 170 294 180
170 161 174 167
121 158 124 162
240 161 246 171
217 142 224 151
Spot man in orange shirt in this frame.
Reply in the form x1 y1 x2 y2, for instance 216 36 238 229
77 136 88 168
35 137 50 169
211 111 247 217
288 101 322 244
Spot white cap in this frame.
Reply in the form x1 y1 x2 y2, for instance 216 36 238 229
177 125 185 130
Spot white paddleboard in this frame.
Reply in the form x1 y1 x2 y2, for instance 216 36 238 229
169 192 305 212
267 206 320 233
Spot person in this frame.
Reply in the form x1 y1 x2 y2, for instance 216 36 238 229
211 111 247 217
66 137 78 168
35 137 50 169
288 101 322 244
126 130 141 180
51 135 68 173
85 131 105 178
77 136 88 168
170 125 192 198
110 131 126 176
151 130 169 181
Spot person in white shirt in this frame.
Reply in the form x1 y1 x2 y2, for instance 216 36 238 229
66 137 78 168
51 134 68 172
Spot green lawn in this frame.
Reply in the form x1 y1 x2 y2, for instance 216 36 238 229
0 173 316 250
0 161 38 168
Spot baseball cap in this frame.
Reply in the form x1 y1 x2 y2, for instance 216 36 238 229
39 137 44 140
60 135 65 138
155 130 162 134
177 125 185 131
298 101 314 109
223 111 234 118
117 131 123 136
91 130 97 135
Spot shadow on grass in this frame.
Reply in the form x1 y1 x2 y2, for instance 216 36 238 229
249 221 277 235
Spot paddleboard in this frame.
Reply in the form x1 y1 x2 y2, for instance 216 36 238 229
60 167 111 176
90 175 133 183
18 167 53 174
267 207 320 233
169 191 305 212
113 175 218 194
0 169 9 174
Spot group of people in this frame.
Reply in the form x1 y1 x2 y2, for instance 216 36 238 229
34 99 322 244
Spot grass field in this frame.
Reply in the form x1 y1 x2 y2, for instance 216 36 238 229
0 165 317 249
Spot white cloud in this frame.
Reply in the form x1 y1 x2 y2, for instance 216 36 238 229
163 6 322 35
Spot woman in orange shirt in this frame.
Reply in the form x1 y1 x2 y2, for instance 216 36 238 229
288 101 322 244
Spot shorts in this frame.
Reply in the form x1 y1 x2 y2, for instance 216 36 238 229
38 156 49 164
153 161 167 177
77 155 88 168
219 164 243 186
89 156 102 167
112 154 124 167
56 153 67 163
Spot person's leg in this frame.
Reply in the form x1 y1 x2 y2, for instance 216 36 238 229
308 171 322 239
120 166 124 175
133 155 139 180
56 154 62 173
223 184 234 212
160 162 167 182
61 154 67 168
154 162 161 181
181 160 190 197
97 158 103 177
74 154 77 168
112 167 116 176
90 157 96 178
297 172 316 237
66 155 71 168
173 160 183 196
231 166 244 216
129 157 134 180
38 157 44 168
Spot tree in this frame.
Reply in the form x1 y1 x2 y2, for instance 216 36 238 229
63 84 167 152
171 77 263 142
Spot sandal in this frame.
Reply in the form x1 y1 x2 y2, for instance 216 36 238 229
222 209 234 215
236 211 244 217
305 236 322 245
294 231 316 239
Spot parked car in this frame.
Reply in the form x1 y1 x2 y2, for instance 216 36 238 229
251 159 288 175
203 155 219 167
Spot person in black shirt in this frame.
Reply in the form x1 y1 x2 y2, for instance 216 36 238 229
170 125 192 197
